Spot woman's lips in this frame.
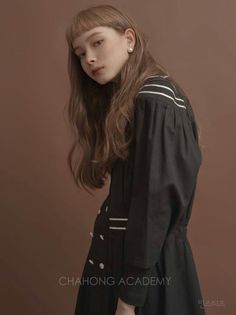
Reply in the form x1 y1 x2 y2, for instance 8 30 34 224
93 67 104 75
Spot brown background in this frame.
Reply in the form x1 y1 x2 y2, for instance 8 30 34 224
1 1 235 314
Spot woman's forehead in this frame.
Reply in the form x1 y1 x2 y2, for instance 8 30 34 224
72 26 113 49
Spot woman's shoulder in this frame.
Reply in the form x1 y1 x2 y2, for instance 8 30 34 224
135 75 188 112
133 75 199 140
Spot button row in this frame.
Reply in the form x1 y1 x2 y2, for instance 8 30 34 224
97 205 109 214
87 204 108 271
88 259 104 269
89 232 104 240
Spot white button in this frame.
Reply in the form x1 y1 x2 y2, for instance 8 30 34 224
99 234 104 240
89 232 93 237
105 206 108 212
99 262 104 269
98 209 101 214
88 259 94 264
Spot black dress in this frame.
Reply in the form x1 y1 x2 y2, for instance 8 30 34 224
74 75 206 315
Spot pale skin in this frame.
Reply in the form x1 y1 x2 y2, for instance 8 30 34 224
72 26 136 314
72 25 136 85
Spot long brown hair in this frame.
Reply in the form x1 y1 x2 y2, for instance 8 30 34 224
65 4 201 194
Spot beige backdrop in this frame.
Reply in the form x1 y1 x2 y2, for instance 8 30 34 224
1 0 235 314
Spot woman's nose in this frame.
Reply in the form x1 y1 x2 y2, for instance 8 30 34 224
86 52 96 64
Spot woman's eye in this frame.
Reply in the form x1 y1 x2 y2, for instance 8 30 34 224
78 40 103 59
93 39 103 47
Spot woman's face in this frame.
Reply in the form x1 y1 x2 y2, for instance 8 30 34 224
72 26 135 85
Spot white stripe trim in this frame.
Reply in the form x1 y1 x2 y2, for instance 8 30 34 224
145 75 169 79
108 218 128 221
138 91 187 109
142 84 185 103
109 226 127 230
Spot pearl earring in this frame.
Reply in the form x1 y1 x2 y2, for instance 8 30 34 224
128 47 133 53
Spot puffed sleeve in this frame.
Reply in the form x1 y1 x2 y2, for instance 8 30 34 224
117 93 202 306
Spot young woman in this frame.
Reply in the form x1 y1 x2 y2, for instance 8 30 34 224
65 4 205 315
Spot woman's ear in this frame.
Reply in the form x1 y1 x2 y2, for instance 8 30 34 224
124 28 136 49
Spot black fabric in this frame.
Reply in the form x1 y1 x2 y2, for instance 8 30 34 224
74 75 205 315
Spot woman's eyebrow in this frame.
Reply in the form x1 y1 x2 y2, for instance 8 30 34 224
73 31 103 51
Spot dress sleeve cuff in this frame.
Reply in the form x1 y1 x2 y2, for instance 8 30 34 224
117 264 154 307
